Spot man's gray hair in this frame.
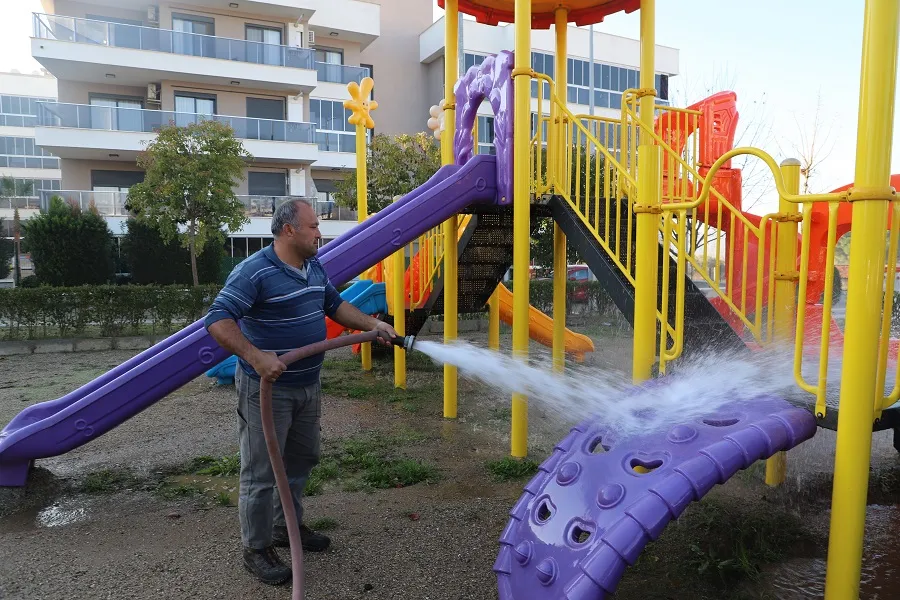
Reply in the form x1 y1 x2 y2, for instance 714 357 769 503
271 198 313 236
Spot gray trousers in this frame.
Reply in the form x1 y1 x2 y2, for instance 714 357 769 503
235 367 321 550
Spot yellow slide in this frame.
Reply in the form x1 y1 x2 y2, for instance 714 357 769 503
495 283 595 362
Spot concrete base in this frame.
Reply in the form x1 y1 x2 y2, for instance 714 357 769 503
0 335 170 357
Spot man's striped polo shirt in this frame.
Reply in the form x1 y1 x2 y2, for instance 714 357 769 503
204 243 344 386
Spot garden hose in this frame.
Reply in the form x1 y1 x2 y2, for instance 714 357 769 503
259 330 414 599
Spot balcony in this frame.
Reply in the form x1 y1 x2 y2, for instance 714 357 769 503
43 190 130 217
315 62 369 85
41 191 359 235
31 13 316 92
35 103 318 164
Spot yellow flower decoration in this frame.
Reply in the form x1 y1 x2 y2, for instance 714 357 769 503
344 76 378 130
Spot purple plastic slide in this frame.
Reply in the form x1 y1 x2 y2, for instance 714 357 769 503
0 154 498 487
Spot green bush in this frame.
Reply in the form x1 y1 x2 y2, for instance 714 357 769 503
0 284 220 340
120 219 224 285
0 235 12 280
22 196 116 286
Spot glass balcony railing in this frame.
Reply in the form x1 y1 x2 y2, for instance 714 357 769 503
37 103 317 144
314 62 368 85
0 196 41 210
42 190 130 216
41 190 330 220
32 13 314 71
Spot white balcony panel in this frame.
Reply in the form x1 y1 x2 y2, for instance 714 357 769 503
35 127 317 164
32 38 316 93
308 0 379 49
313 152 355 171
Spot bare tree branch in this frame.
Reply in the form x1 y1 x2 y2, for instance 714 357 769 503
775 89 838 194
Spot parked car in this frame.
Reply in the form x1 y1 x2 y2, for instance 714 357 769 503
567 264 596 302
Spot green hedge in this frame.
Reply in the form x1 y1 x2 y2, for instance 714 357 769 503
0 284 221 340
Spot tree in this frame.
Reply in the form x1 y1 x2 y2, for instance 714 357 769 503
0 176 33 198
126 119 252 286
777 90 837 195
0 219 12 280
333 132 441 214
22 196 116 286
120 219 224 285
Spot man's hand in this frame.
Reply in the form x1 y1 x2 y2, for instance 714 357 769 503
251 350 287 382
372 319 398 345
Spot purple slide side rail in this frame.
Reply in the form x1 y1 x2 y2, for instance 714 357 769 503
0 155 498 487
318 154 498 284
494 394 817 599
454 50 514 205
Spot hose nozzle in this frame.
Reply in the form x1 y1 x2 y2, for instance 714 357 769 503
390 335 415 352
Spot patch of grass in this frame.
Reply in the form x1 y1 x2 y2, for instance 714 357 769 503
215 491 232 506
79 469 140 494
193 453 241 477
307 517 339 531
485 457 540 482
362 459 440 489
306 432 440 495
156 483 203 500
674 496 814 586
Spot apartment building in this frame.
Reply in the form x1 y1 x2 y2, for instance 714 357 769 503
419 17 680 154
28 0 431 259
22 2 678 266
0 70 60 284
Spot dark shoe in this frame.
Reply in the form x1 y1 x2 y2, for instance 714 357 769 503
272 523 331 552
242 546 291 585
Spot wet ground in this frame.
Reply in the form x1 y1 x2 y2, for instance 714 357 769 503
2 316 900 599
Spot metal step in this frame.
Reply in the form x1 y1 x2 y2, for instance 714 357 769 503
549 195 748 360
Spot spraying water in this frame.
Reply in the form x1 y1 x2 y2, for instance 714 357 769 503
412 339 804 440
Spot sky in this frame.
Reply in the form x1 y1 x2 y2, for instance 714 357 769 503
2 1 896 215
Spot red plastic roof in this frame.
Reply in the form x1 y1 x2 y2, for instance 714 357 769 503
437 0 641 29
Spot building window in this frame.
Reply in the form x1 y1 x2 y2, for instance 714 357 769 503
246 25 284 65
13 178 60 194
174 93 216 127
172 13 215 57
0 95 54 127
528 51 670 107
0 136 59 170
476 115 495 155
309 99 357 153
463 52 489 72
315 48 343 65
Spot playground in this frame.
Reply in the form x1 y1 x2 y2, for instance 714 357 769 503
4 0 900 598
3 325 900 600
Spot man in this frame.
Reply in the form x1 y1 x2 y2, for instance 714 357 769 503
204 198 397 585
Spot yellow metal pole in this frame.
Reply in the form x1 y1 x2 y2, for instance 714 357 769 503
488 288 500 350
631 0 660 383
766 158 801 487
355 121 372 372
442 0 459 418
824 0 899 596
552 7 569 373
392 197 406 389
510 0 532 457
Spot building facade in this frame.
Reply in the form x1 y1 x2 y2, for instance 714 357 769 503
28 0 432 259
419 17 679 155
0 70 60 284
15 2 678 277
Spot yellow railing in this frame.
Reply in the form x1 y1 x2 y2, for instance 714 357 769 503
530 70 900 404
529 73 677 355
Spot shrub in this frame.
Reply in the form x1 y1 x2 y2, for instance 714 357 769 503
0 284 220 340
120 219 224 285
0 235 12 280
22 196 116 286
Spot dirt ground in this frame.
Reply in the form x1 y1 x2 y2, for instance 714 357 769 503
2 316 900 599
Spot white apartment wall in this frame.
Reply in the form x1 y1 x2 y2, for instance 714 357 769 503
0 72 58 99
421 18 680 75
357 0 432 136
